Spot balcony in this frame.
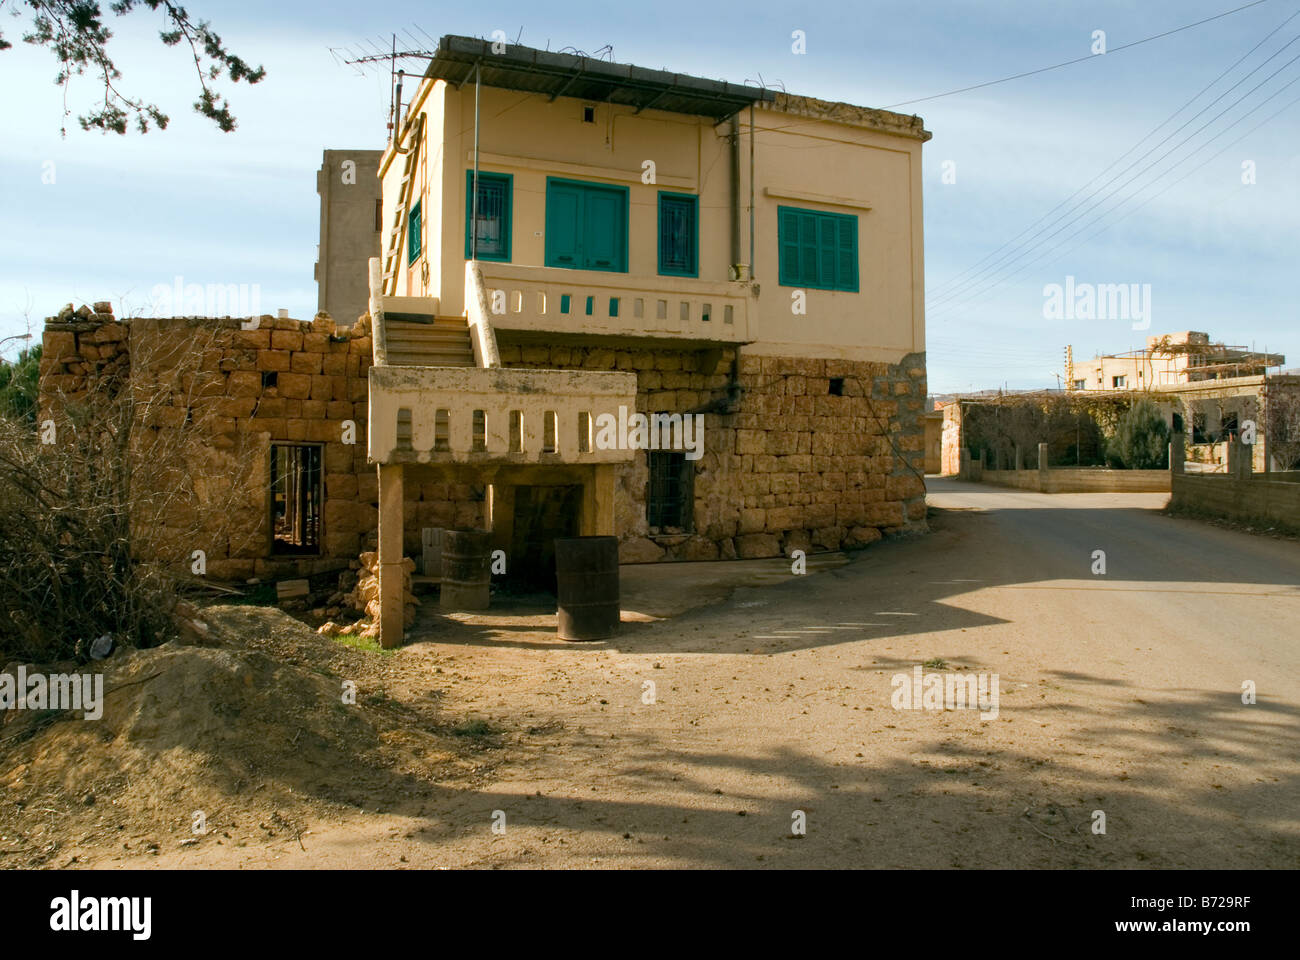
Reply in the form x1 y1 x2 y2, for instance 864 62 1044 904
368 365 638 466
476 262 751 344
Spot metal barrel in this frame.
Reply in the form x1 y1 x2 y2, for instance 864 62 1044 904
554 536 620 641
440 529 491 610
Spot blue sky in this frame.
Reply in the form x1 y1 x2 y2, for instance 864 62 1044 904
1 0 1296 392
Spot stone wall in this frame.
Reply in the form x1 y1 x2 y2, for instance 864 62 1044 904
500 339 928 561
39 304 472 580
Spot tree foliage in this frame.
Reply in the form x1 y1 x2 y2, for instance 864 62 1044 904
0 344 42 427
1106 398 1170 469
1 0 265 134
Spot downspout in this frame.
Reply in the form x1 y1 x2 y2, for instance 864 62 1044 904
471 61 481 262
729 113 741 280
748 102 755 281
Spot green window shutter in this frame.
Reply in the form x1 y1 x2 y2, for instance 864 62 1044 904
658 193 698 277
582 185 625 270
545 178 628 272
836 215 858 291
545 181 582 268
777 205 858 291
778 207 800 286
465 172 512 262
407 201 422 265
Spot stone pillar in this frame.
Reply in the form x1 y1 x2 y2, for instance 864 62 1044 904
1014 446 1024 471
959 448 971 480
377 462 405 649
1037 443 1050 491
1169 434 1184 476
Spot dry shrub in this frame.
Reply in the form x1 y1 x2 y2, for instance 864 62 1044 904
0 323 257 661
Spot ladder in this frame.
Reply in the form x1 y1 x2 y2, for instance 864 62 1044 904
381 114 424 293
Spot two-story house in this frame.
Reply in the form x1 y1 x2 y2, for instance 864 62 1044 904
365 35 932 643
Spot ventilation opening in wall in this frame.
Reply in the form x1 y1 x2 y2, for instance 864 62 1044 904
270 443 322 556
261 371 278 389
829 377 845 396
583 105 595 123
647 448 694 533
396 408 412 448
472 409 486 452
434 409 450 451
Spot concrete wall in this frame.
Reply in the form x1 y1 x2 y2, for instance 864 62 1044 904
1171 473 1300 527
317 150 382 326
383 81 928 364
981 467 1170 493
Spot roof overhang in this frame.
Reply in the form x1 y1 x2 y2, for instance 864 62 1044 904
424 35 775 121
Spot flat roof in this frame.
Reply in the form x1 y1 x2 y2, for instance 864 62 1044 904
424 34 776 121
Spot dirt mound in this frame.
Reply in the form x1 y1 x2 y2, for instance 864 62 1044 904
0 605 499 868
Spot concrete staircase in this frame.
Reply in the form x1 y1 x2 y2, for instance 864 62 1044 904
384 317 476 367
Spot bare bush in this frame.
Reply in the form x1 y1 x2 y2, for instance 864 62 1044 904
0 322 257 662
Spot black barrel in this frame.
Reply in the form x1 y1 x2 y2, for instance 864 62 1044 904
440 529 491 610
554 536 620 641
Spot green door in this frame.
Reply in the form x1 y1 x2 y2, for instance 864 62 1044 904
545 178 627 272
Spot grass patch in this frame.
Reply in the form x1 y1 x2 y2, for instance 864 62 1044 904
922 657 948 669
451 718 495 737
332 630 399 656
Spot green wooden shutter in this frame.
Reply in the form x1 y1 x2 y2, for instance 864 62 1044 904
407 201 421 265
583 185 625 271
778 207 800 285
836 215 858 291
545 181 582 268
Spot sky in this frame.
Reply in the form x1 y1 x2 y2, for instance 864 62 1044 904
1 0 1297 393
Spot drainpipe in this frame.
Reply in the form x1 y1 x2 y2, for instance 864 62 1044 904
748 103 755 281
729 113 741 280
472 60 481 262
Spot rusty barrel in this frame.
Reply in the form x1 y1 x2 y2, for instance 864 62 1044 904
440 529 491 610
554 536 620 641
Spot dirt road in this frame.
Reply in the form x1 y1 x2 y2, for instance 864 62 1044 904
132 479 1300 868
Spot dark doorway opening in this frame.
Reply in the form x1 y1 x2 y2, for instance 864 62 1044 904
271 443 322 555
509 484 582 591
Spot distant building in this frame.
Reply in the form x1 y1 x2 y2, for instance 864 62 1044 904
1067 331 1283 391
316 149 382 326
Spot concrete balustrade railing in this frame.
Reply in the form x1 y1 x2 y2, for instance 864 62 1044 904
368 365 637 465
477 262 751 343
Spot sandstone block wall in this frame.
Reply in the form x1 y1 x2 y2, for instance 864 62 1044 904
500 340 928 561
38 305 471 581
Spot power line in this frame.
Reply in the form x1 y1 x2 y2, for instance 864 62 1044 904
885 0 1274 108
930 57 1300 323
928 44 1300 320
926 5 1300 302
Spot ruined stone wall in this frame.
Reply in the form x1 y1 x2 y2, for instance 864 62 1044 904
38 305 472 581
500 340 928 561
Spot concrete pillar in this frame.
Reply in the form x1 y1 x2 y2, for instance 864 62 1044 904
1037 443 1050 491
959 448 971 480
488 482 516 560
581 465 617 536
1228 435 1252 481
377 463 405 649
1169 434 1184 476
1014 446 1024 471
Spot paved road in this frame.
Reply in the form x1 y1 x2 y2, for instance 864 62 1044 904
156 478 1300 869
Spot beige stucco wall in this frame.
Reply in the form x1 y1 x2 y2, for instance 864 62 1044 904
382 79 927 364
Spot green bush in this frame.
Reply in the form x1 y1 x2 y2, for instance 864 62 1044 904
1106 398 1170 469
0 344 41 427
